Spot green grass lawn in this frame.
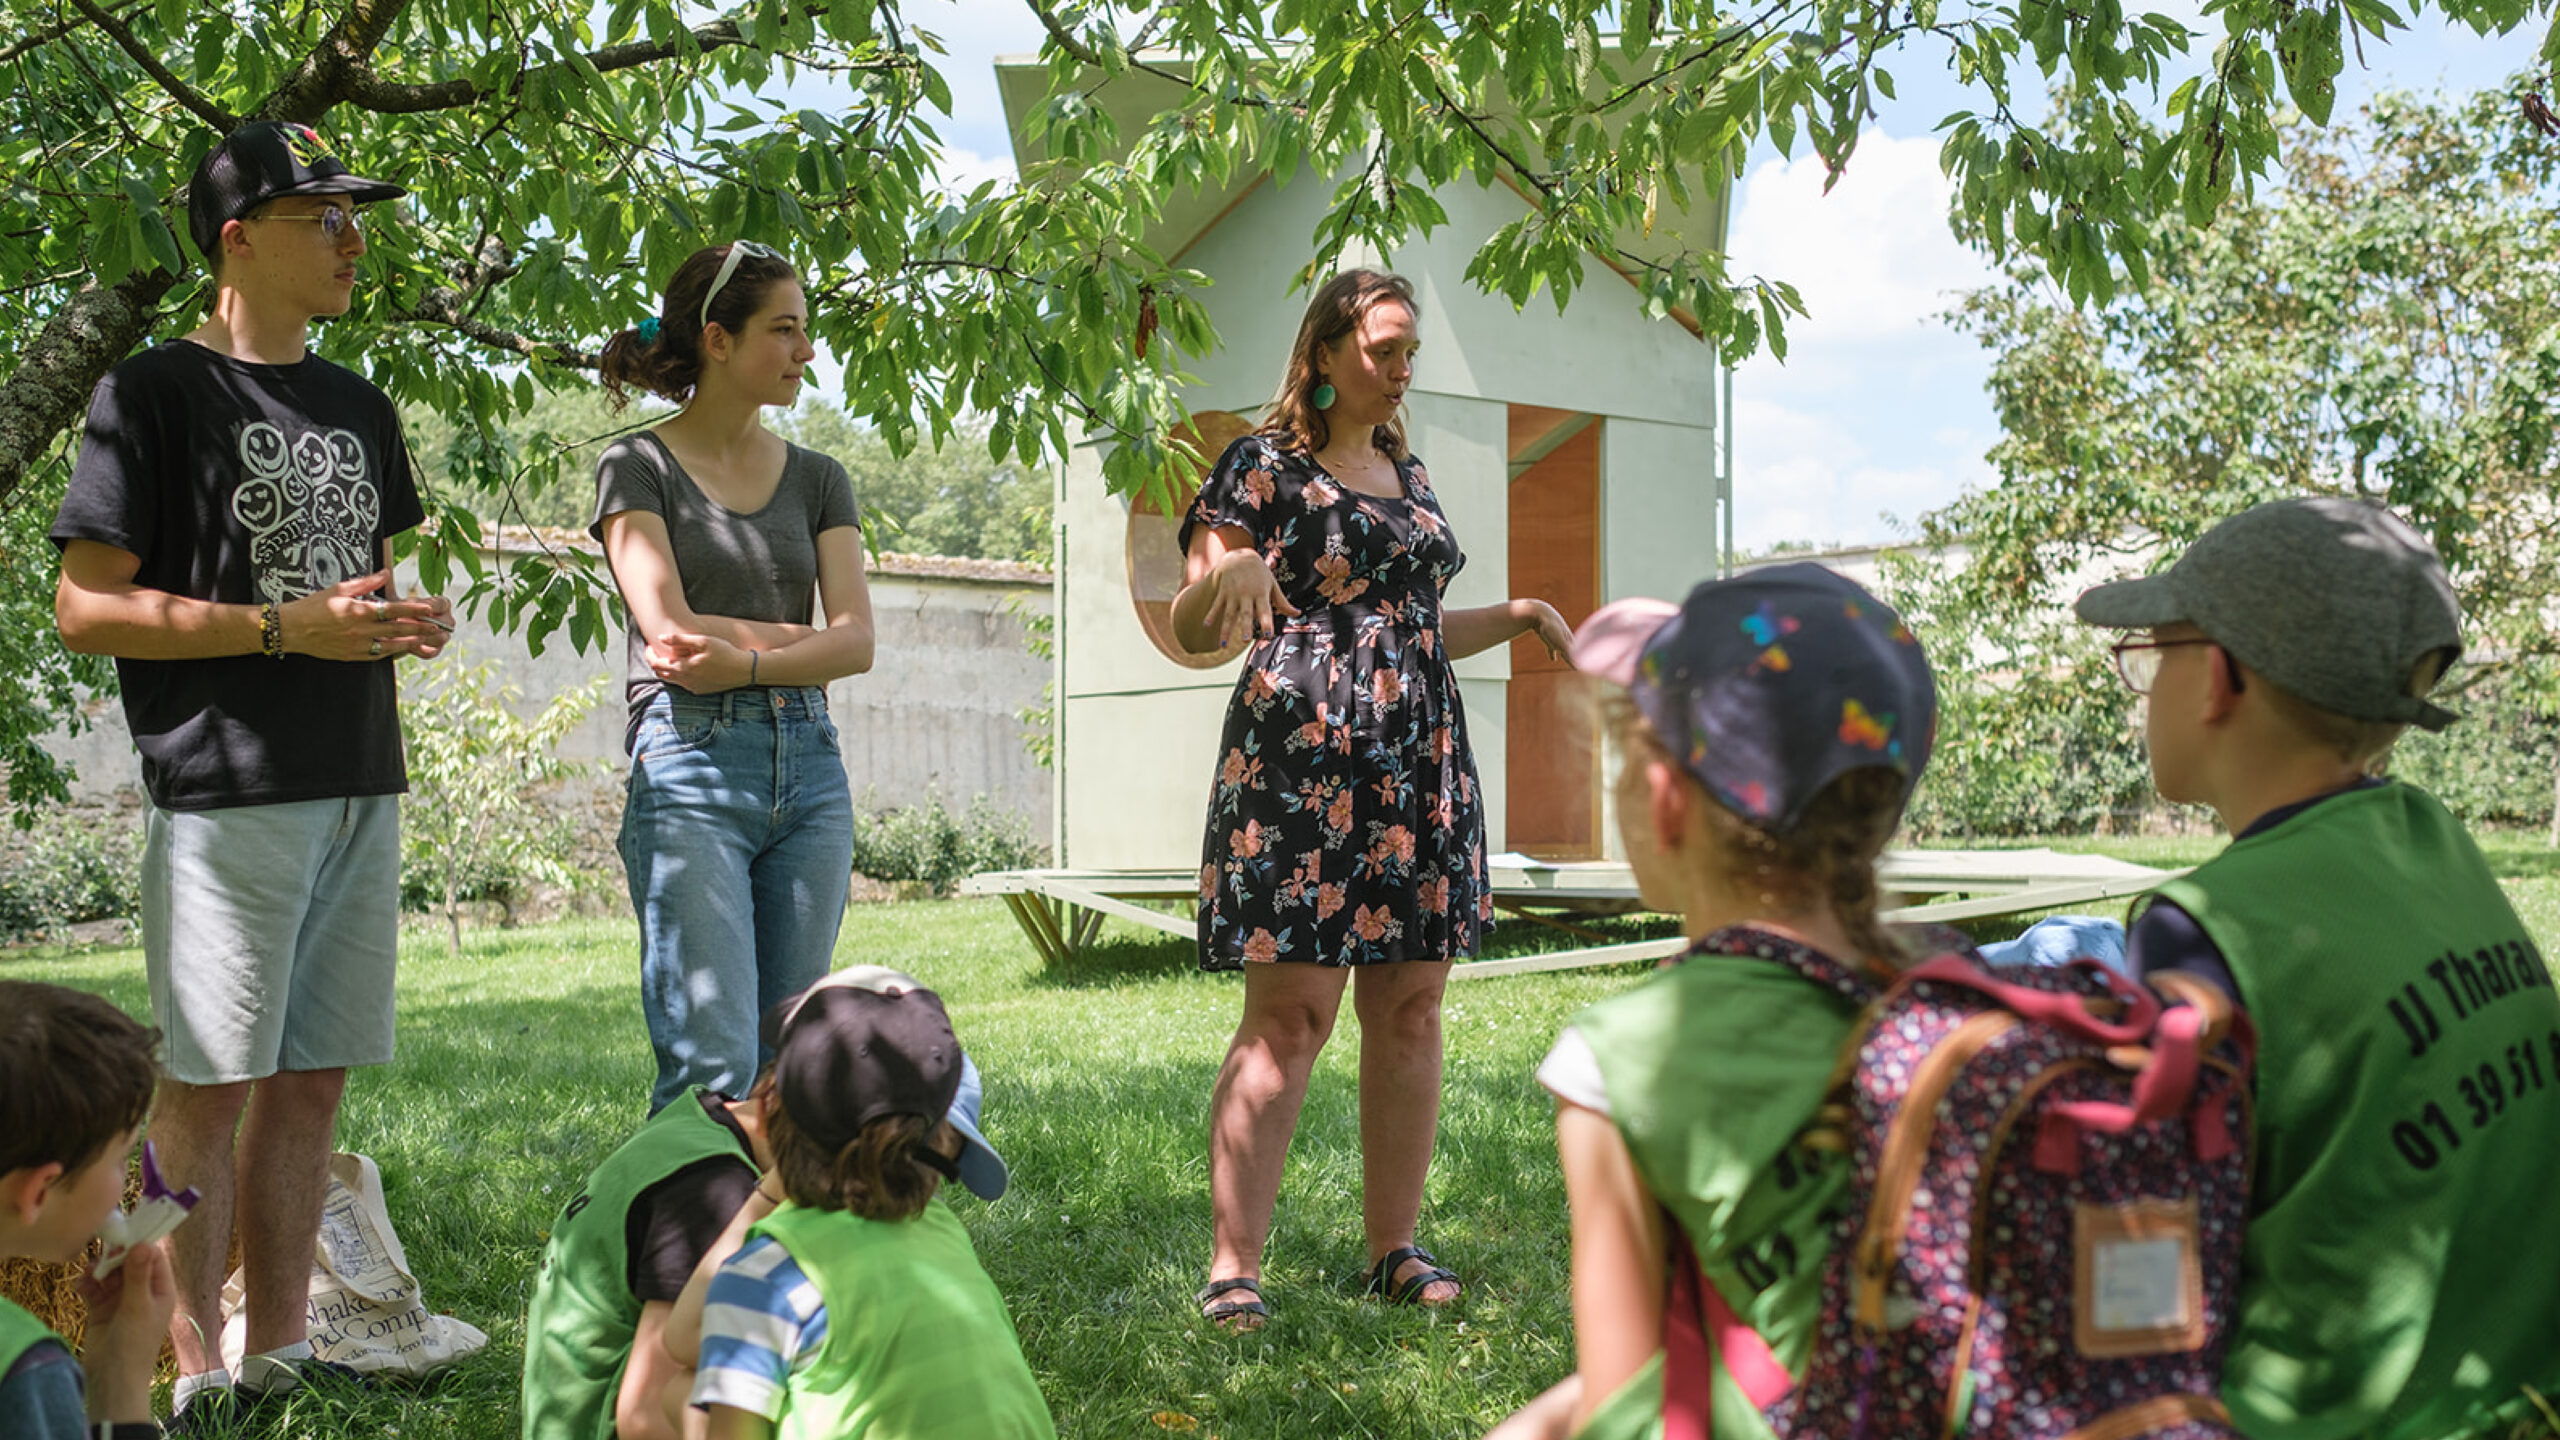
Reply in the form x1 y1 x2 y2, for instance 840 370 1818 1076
9 834 2560 1438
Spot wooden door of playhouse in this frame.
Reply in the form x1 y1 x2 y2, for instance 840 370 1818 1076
1506 406 1601 859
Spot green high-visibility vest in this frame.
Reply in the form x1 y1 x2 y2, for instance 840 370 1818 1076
0 1296 65 1389
748 1197 1055 1440
2152 783 2560 1440
521 1091 749 1440
1565 936 1865 1440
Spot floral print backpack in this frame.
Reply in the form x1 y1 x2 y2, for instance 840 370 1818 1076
1665 943 2255 1440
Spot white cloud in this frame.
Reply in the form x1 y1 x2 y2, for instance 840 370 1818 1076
1723 126 2003 550
1727 128 1998 348
933 144 1018 194
906 0 1054 171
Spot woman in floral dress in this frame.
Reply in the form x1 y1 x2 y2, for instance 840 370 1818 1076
1172 269 1573 1328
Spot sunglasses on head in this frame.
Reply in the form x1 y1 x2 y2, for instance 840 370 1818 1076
701 239 786 330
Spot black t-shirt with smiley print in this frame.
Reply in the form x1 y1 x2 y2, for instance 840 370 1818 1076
51 338 424 811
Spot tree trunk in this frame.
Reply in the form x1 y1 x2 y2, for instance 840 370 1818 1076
442 862 461 961
0 268 181 508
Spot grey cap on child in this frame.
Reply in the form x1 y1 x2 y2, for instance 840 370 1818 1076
2074 496 2462 732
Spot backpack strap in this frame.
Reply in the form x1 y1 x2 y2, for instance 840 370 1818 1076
1663 1223 1794 1440
2057 1393 2234 1440
2146 969 2256 1072
1685 925 1883 1006
1898 953 2164 1045
1852 1006 2019 1330
1664 1232 1714 1440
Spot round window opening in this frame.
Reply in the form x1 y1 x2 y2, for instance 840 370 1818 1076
1129 409 1258 669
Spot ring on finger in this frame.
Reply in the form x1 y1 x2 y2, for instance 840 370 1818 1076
368 637 384 657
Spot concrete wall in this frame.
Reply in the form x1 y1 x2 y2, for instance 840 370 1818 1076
43 543 1055 828
845 564 1052 819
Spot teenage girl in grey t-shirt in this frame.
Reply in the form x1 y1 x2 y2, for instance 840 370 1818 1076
591 241 874 1114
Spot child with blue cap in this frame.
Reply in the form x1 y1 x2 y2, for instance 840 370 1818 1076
681 969 1052 1439
522 967 1011 1440
1489 563 1940 1440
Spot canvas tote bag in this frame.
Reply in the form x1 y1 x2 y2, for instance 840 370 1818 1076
220 1152 487 1377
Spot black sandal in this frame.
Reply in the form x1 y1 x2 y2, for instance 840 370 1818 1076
1363 1245 1462 1306
1196 1276 1269 1329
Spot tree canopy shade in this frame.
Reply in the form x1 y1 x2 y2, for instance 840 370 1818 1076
0 0 2554 813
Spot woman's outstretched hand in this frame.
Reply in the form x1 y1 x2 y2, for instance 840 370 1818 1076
1194 548 1301 651
1521 599 1573 661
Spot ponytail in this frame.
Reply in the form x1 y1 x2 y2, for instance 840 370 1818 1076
1609 696 1910 975
598 321 697 408
599 242 798 408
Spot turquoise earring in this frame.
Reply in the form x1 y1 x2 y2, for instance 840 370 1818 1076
1312 382 1337 411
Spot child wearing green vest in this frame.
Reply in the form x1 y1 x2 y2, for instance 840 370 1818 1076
0 982 177 1440
685 972 1052 1440
2074 496 2560 1440
1488 564 1939 1440
522 966 1010 1440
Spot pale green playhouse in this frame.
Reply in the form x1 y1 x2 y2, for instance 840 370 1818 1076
965 53 2168 971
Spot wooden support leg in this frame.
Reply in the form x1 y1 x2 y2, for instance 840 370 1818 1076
1069 905 1106 951
1022 893 1076 966
1002 893 1061 967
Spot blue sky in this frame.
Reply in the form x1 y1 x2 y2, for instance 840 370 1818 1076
815 3 2542 551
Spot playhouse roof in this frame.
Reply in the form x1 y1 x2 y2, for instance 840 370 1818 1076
992 51 1729 301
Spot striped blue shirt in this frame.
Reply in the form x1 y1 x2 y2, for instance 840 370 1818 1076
690 1235 829 1420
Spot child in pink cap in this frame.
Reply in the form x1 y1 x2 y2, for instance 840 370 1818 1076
1490 563 1937 1440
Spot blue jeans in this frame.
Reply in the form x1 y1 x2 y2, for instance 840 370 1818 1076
620 686 855 1112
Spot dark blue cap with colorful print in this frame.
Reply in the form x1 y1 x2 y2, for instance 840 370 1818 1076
1570 562 1935 832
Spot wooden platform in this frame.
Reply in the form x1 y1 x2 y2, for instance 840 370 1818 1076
957 849 2177 980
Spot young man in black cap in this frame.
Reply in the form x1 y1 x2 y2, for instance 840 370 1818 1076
2077 497 2560 1440
49 119 452 1428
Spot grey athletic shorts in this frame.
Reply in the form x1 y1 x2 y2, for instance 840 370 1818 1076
142 795 401 1085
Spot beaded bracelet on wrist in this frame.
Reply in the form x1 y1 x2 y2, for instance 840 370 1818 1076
259 600 284 659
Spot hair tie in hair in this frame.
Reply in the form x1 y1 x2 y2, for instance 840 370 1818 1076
637 316 662 344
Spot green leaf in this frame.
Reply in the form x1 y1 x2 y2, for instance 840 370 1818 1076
1624 0 1657 56
1759 288 1789 362
120 178 183 275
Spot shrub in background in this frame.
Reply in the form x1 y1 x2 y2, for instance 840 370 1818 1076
1902 630 2159 839
849 792 1047 896
1885 555 2162 840
2389 668 2560 835
0 810 139 943
399 654 609 956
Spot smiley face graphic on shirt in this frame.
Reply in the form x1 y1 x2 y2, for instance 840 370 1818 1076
230 419 382 602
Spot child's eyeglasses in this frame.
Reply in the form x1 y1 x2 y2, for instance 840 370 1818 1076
701 240 786 329
252 206 360 241
2109 637 2219 694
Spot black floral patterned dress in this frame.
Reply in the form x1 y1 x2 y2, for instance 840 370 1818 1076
1181 433 1492 971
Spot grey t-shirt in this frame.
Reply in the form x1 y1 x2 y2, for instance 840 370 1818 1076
588 431 860 743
